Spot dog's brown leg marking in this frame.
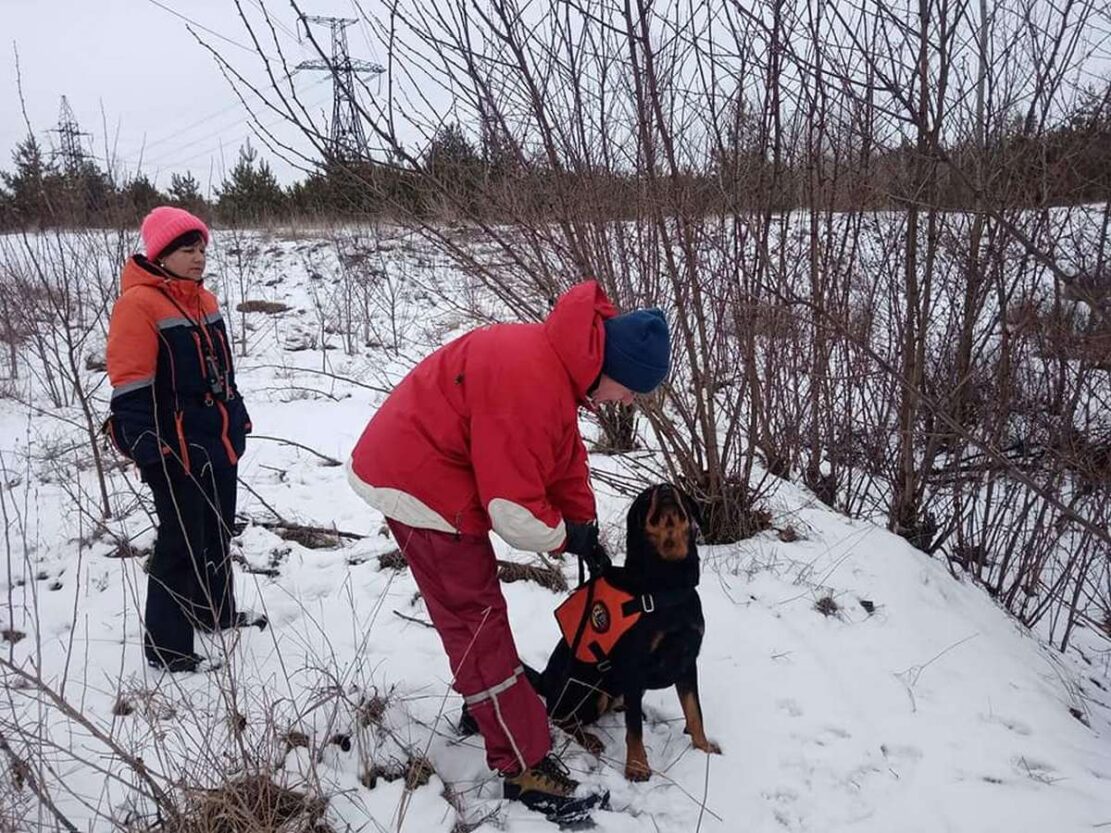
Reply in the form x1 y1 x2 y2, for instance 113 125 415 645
678 688 722 754
625 731 651 781
596 692 614 714
557 718 606 756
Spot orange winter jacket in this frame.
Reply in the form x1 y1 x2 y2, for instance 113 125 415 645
105 255 251 472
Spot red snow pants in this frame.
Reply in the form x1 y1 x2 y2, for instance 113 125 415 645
387 519 551 774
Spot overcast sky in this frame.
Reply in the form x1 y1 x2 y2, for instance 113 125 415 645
6 1 1111 199
1 0 388 192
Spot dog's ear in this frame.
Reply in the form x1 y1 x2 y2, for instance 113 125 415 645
625 487 654 560
675 485 704 542
630 486 654 520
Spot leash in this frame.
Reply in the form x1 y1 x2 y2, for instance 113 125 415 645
567 553 599 666
546 554 603 720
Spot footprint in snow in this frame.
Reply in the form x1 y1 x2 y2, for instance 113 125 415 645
776 698 803 717
981 713 1032 736
1012 755 1057 782
880 743 923 764
810 725 851 746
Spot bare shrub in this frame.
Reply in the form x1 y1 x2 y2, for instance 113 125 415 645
214 0 1111 647
175 775 329 833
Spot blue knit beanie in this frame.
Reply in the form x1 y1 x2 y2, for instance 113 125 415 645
602 309 671 394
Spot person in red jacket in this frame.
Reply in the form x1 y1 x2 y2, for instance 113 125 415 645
347 280 670 821
106 207 262 674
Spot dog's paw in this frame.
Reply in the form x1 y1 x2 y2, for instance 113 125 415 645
624 759 651 781
685 726 722 754
694 737 722 755
580 731 605 757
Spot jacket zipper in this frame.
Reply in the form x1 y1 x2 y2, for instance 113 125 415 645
174 411 191 474
191 331 207 377
216 400 238 465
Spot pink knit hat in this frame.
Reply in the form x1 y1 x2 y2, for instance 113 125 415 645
140 206 210 260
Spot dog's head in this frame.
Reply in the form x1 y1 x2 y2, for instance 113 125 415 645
625 483 702 584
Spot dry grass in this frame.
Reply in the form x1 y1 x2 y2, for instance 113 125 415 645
275 526 340 550
174 775 330 833
496 560 568 592
377 549 408 571
356 692 389 729
112 684 178 722
236 300 292 315
777 525 801 543
360 754 435 791
814 595 841 617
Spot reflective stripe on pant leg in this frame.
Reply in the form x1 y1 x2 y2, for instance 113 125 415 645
462 665 525 706
490 683 527 774
386 519 551 773
462 664 529 773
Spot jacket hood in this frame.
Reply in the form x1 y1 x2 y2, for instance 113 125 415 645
120 255 202 300
544 280 617 401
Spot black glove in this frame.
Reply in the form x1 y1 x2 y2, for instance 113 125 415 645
563 521 598 559
585 541 612 576
564 521 611 577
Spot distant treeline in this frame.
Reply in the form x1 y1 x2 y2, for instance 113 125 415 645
3 89 1111 230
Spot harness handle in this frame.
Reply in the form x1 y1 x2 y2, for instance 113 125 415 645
566 568 596 670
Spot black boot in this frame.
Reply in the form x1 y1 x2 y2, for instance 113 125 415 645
146 649 222 674
503 753 608 825
197 609 268 633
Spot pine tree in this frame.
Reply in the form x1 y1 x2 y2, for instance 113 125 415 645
423 122 483 215
169 171 207 215
425 123 481 182
0 134 60 227
217 141 286 224
61 158 113 223
119 174 164 220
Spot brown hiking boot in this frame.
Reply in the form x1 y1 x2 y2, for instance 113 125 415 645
503 754 608 824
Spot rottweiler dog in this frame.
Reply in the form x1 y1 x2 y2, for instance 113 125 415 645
534 482 721 781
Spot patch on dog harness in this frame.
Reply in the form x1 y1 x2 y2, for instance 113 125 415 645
555 578 642 665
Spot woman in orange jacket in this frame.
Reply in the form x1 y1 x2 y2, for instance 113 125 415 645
106 206 261 673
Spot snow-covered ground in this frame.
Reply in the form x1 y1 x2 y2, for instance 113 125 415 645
1 228 1109 832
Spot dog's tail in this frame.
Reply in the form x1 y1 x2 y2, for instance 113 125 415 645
522 662 545 695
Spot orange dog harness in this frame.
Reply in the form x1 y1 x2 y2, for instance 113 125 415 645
554 578 643 665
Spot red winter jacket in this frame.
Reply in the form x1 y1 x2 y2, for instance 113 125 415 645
348 281 615 552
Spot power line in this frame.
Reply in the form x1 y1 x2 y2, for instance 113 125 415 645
348 0 384 67
140 99 254 153
246 0 300 42
119 69 319 167
113 82 332 176
134 0 319 165
143 0 259 54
